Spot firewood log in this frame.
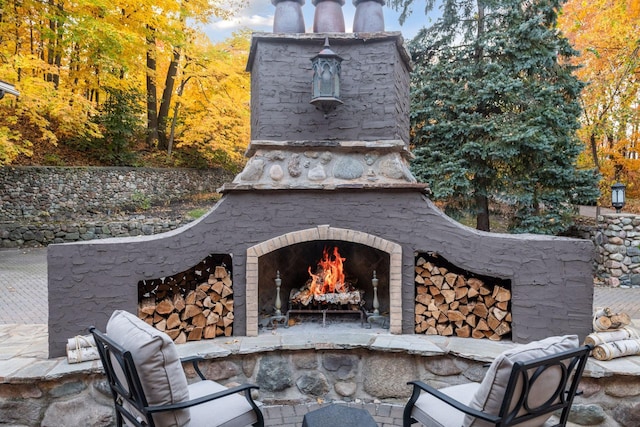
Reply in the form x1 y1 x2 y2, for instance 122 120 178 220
451 287 465 300
192 313 206 328
223 299 234 312
221 285 233 298
441 289 456 304
472 303 489 318
175 331 187 344
204 325 217 339
445 273 458 286
467 278 483 290
493 321 511 336
207 312 220 325
139 297 156 316
185 291 197 305
447 310 465 322
188 327 203 341
487 313 501 331
182 304 202 320
456 324 471 338
431 275 444 288
592 339 640 360
214 266 228 279
416 293 432 306
585 328 638 347
211 281 224 295
492 286 511 302
156 299 174 315
155 319 167 332
167 313 181 329
173 294 186 312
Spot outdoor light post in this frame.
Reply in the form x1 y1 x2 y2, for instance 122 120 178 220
611 182 626 213
310 37 343 118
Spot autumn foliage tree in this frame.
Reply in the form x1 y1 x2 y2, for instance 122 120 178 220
0 0 250 169
558 0 640 200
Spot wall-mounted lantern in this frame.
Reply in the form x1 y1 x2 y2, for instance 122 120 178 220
310 37 343 117
0 80 20 99
611 182 626 213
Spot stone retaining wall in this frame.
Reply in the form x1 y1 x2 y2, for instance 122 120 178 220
0 350 637 426
595 214 640 287
0 166 231 248
0 166 230 222
0 217 190 248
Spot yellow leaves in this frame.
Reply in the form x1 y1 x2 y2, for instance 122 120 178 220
0 124 33 166
174 34 250 169
558 0 639 200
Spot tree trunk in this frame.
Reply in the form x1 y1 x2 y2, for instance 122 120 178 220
157 48 181 151
46 0 61 88
473 0 490 232
475 192 490 232
146 28 159 148
589 132 600 171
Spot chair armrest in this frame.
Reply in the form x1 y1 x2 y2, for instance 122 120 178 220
180 355 206 380
146 383 260 414
407 381 501 424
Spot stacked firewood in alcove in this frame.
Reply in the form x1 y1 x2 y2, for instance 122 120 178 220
138 265 234 343
415 257 512 340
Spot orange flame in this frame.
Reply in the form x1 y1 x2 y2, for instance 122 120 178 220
308 246 347 296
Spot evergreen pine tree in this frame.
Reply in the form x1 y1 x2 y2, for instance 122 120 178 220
399 0 599 233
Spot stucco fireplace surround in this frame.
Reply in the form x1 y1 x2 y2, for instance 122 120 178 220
47 32 594 358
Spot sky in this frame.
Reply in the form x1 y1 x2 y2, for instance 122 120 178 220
206 1 441 43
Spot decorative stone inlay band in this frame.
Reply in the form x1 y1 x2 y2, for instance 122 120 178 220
222 140 419 191
246 225 403 336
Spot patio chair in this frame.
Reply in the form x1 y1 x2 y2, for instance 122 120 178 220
90 310 264 427
403 335 592 427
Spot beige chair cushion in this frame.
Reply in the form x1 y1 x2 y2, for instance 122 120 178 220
411 382 480 427
464 335 579 427
188 381 261 427
107 310 190 427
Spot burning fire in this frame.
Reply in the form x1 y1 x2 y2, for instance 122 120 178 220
308 246 348 295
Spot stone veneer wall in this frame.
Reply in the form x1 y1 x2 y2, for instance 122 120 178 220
47 190 594 358
595 214 640 287
0 350 638 426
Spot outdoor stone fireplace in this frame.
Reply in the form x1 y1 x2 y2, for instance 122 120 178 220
47 31 595 358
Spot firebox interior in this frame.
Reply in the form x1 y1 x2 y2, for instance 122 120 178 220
258 240 390 321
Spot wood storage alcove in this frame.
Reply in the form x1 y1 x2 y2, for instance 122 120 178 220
138 253 234 343
414 252 512 340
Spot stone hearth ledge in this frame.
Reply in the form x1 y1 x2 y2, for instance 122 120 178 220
1 324 640 384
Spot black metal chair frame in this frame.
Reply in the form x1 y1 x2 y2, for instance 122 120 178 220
403 344 593 427
90 327 264 427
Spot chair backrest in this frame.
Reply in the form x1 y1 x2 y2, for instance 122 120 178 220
463 335 591 427
496 344 592 426
91 310 192 427
90 326 155 427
